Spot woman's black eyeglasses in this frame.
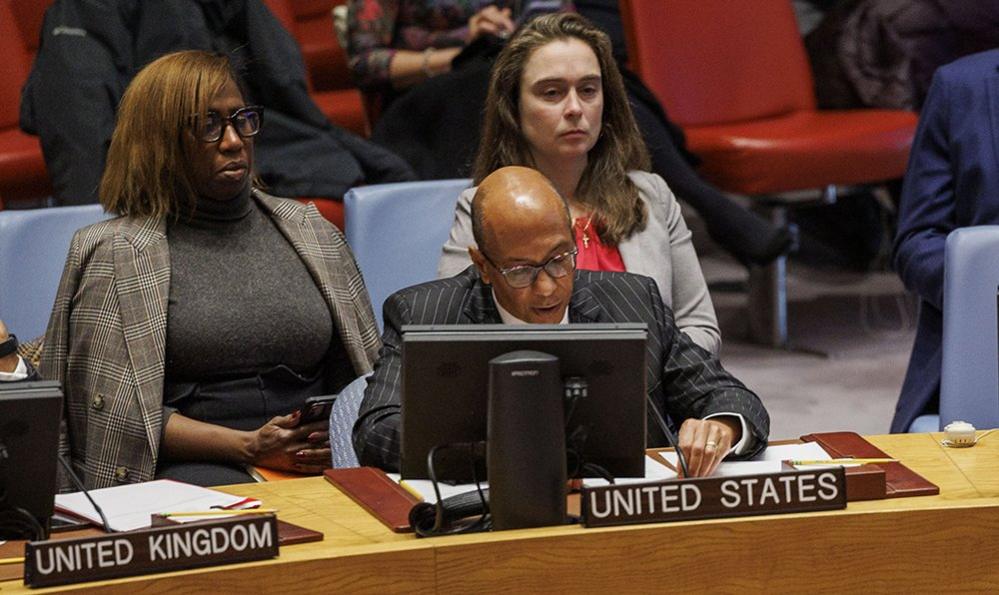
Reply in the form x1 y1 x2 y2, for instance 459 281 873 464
193 105 264 143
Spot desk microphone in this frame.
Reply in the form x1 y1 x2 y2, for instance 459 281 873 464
58 454 113 533
646 396 690 477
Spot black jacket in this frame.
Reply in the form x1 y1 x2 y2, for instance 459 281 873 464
354 267 770 471
20 0 414 205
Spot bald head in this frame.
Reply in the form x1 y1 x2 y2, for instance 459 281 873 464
468 167 576 323
471 166 572 255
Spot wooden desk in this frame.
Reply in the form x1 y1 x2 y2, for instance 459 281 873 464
5 432 999 593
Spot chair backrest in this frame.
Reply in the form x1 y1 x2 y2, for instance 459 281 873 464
344 179 471 330
940 226 999 430
0 205 111 340
6 0 53 55
0 0 34 129
619 0 815 127
262 0 353 93
329 372 372 469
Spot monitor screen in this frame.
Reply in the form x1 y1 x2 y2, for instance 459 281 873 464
0 380 62 539
401 323 648 480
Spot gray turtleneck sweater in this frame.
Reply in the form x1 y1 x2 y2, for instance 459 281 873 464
162 190 339 428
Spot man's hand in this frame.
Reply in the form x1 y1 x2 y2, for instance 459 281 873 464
248 411 332 474
0 319 19 374
677 417 741 477
467 5 514 42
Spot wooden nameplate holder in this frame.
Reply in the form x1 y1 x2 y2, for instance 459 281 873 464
0 515 321 583
800 431 939 500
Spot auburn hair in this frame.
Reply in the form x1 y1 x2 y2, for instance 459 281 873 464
100 50 250 219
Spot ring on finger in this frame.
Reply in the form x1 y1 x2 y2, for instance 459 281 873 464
705 440 718 450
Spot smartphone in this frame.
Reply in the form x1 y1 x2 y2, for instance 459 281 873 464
299 394 337 424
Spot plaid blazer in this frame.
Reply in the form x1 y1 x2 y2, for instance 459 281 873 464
40 191 381 490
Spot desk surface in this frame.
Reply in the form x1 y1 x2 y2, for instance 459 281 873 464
6 432 999 593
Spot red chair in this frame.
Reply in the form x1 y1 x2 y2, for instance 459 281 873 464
0 0 53 206
263 0 369 137
620 0 917 347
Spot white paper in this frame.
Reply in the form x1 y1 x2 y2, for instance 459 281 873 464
388 474 488 505
582 455 679 487
389 444 838 501
655 442 835 477
54 479 258 532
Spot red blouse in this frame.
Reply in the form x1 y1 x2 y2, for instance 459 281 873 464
573 216 625 272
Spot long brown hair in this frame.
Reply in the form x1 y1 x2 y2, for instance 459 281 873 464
473 12 651 244
99 50 248 219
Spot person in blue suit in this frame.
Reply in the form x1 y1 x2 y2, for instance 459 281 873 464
892 49 999 432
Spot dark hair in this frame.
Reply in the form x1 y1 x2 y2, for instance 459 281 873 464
473 13 650 244
100 50 253 218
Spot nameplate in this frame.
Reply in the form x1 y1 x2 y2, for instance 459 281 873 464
23 515 279 588
581 468 847 528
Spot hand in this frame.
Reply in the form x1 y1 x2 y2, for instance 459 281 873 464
467 5 514 43
248 411 332 474
676 418 740 477
0 319 19 374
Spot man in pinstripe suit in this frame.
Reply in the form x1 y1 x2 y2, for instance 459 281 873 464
354 167 769 477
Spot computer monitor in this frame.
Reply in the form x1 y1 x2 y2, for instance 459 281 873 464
0 380 62 539
400 323 648 480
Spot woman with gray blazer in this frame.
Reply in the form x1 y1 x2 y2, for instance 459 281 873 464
437 13 720 353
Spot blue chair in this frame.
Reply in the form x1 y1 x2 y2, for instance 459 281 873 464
0 205 111 340
329 373 373 469
344 179 471 330
932 225 999 431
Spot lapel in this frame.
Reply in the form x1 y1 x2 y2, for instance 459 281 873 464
113 215 170 456
460 270 503 324
568 274 604 323
255 191 366 374
458 270 604 324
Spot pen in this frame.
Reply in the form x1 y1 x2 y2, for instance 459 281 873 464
0 556 24 566
160 508 278 517
398 480 424 501
790 458 897 465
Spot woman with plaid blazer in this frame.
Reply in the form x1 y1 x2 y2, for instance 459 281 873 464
38 51 381 490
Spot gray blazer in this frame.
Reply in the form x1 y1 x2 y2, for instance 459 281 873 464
437 171 720 353
41 191 382 489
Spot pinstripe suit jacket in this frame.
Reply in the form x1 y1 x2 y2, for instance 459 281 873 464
353 267 769 471
40 191 381 490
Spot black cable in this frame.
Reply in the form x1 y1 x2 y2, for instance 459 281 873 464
0 507 45 541
646 396 690 478
57 455 114 533
412 442 490 537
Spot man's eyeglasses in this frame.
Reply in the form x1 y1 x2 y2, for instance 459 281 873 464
482 247 578 288
193 105 264 143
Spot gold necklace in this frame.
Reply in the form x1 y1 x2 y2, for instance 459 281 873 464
578 216 594 248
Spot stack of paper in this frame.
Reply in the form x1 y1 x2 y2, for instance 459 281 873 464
55 479 260 532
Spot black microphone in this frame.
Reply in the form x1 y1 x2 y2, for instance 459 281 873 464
57 455 114 533
646 396 690 478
